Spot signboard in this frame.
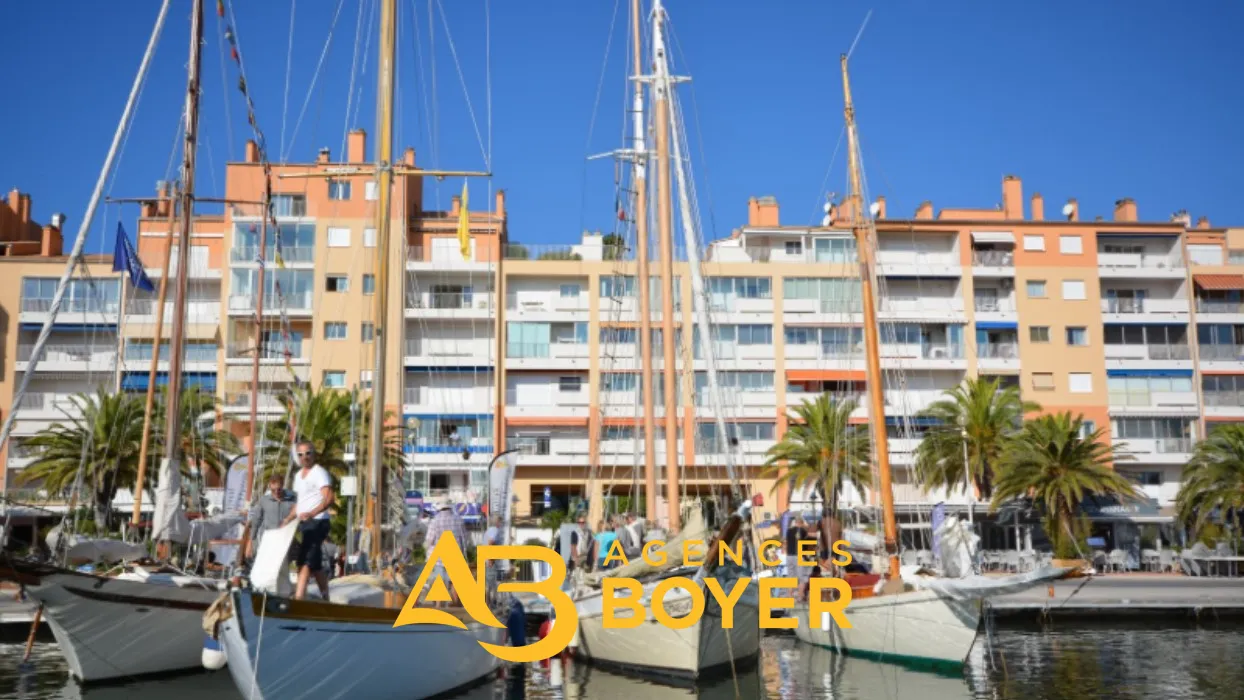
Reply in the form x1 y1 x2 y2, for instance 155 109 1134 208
1080 496 1161 519
930 502 946 565
222 456 249 515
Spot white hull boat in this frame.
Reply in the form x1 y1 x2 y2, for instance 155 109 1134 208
218 588 505 700
7 562 223 682
573 571 760 679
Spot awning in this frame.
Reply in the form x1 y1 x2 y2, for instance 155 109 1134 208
19 323 117 332
1106 369 1194 377
120 372 216 392
787 369 866 382
1194 274 1244 291
971 231 1015 244
975 321 1018 330
885 416 942 427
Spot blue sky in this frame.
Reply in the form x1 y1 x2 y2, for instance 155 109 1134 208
2 1 1242 257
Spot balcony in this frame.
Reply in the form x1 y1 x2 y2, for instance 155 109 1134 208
507 435 589 467
20 297 119 325
406 292 495 319
1119 438 1194 463
976 342 1020 372
16 343 117 373
221 391 286 415
506 293 589 318
227 292 314 316
1204 390 1244 419
1100 298 1189 322
505 390 590 418
694 390 778 419
1196 299 1244 323
1097 252 1185 279
1198 344 1244 370
1104 343 1193 369
879 296 965 322
230 245 315 265
876 251 961 277
405 245 495 270
1107 390 1199 415
405 437 493 464
971 249 1014 272
881 342 967 370
225 339 312 364
404 338 493 366
505 342 590 370
129 298 219 324
402 387 493 413
13 392 84 421
123 343 218 371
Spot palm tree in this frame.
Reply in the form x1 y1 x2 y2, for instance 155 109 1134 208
256 385 404 486
1176 423 1244 540
151 383 240 510
991 412 1140 556
914 377 1039 500
762 395 872 544
19 387 146 526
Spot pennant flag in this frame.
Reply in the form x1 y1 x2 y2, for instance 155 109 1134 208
457 180 471 260
112 222 156 292
217 0 225 17
616 196 626 221
274 250 286 269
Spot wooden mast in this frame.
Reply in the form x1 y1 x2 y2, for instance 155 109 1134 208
131 183 179 525
652 0 681 533
840 53 901 583
631 0 658 523
155 0 204 546
245 190 271 501
365 0 398 564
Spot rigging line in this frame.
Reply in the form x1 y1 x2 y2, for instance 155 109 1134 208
352 0 379 131
407 0 434 173
665 22 720 242
214 10 236 159
281 0 347 163
428 0 440 204
340 0 368 154
485 0 491 168
577 0 622 234
847 9 873 61
280 0 298 160
432 0 488 168
812 127 846 225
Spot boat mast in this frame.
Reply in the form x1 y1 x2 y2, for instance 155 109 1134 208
651 0 681 533
840 54 900 582
630 0 658 523
365 0 398 564
154 0 204 544
131 182 179 525
245 190 271 502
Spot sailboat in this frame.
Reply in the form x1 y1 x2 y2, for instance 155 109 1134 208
0 0 238 683
569 0 760 679
789 53 1066 671
211 1 508 698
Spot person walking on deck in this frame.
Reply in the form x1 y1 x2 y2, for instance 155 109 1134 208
281 441 334 600
425 499 470 607
246 474 294 561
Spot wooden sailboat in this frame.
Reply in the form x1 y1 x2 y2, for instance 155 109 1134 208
569 0 760 679
790 54 1066 672
214 1 506 698
1 0 236 683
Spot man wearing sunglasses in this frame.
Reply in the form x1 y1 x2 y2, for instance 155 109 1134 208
281 440 334 600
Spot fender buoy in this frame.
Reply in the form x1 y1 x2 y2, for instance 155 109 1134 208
202 635 227 671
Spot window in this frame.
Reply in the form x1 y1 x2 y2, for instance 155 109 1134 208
600 275 636 298
784 327 816 345
1062 280 1086 300
323 371 346 388
559 284 580 298
271 194 307 217
785 241 803 255
1032 372 1055 391
326 275 349 292
1026 280 1047 298
782 277 860 312
881 324 921 344
360 370 374 390
697 421 775 445
1023 234 1045 251
1229 250 1244 265
328 179 351 200
363 274 376 294
707 277 772 306
1029 326 1050 343
364 181 379 201
1059 235 1083 254
1128 471 1162 487
813 237 857 263
1069 373 1093 393
601 373 639 393
1066 327 1088 346
324 322 347 340
736 324 773 345
1188 244 1223 266
1079 420 1097 439
558 376 583 393
600 327 637 344
327 227 351 248
1112 417 1194 441
363 228 377 248
361 322 375 342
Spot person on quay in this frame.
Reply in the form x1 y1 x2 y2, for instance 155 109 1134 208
280 440 334 600
424 498 471 607
246 473 295 561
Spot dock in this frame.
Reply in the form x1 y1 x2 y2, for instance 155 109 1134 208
988 575 1244 619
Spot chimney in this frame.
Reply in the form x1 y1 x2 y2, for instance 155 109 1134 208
245 139 260 163
155 180 171 218
874 196 887 219
750 196 779 227
747 197 760 226
317 147 331 164
403 147 416 166
915 201 934 220
495 189 506 219
1197 216 1211 230
6 189 20 216
40 225 62 257
18 194 31 224
1001 175 1023 220
1064 198 1079 222
451 195 462 216
1031 193 1044 221
1113 198 1137 222
347 129 367 163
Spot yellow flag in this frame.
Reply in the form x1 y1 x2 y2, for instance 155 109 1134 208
457 180 471 260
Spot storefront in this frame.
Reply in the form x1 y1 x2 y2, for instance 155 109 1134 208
1082 496 1177 569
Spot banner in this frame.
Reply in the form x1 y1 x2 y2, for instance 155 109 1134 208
931 502 946 566
223 455 250 514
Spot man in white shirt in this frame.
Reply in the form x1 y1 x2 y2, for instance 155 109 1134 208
281 440 334 600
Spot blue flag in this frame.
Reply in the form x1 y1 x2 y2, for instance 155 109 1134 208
112 222 155 292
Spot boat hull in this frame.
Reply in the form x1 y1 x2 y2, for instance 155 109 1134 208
574 577 760 679
220 589 504 700
793 587 981 672
18 565 221 682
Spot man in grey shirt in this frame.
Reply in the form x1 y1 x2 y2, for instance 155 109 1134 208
247 474 295 560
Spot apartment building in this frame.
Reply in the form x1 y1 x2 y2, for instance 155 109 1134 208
5 163 1244 545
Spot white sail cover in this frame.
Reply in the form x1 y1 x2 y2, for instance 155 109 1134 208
250 520 297 595
63 538 148 565
188 513 246 547
907 565 1069 600
152 457 191 543
934 515 980 578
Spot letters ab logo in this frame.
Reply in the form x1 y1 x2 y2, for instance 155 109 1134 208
393 533 578 663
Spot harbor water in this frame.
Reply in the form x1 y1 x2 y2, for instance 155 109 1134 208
1 622 1242 699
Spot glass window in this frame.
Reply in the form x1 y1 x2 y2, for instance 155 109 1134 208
1079 420 1097 439
271 194 307 217
601 373 639 393
365 181 379 201
363 274 375 294
360 370 374 390
1029 326 1050 342
601 276 636 298
1188 244 1223 266
736 324 772 345
328 179 351 200
813 237 857 263
1023 234 1045 251
1026 280 1047 298
324 322 347 340
882 324 921 344
1062 280 1086 300
600 327 637 344
573 322 588 344
363 228 377 247
323 371 346 388
785 241 802 255
507 322 552 358
327 227 351 247
559 284 580 298
1066 327 1088 346
784 327 815 345
1069 373 1093 393
361 323 375 342
1059 235 1083 254
326 275 349 292
558 376 582 393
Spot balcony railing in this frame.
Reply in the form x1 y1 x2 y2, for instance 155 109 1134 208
920 344 965 360
125 344 218 362
1200 345 1244 362
1097 252 1184 270
407 292 493 311
226 340 309 360
973 298 1016 313
228 292 313 312
1156 438 1193 454
977 343 1019 359
21 298 120 314
972 250 1014 266
1101 298 1188 315
1204 390 1244 407
1196 300 1244 314
224 392 285 410
508 436 551 456
505 341 587 359
230 246 316 263
17 344 116 364
1106 344 1193 361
